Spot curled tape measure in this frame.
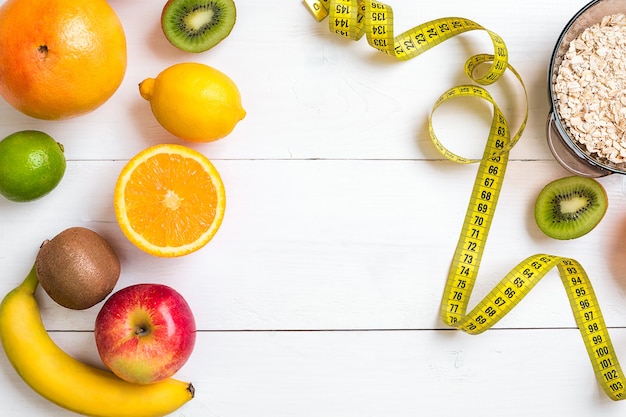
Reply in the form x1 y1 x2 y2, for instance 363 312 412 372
304 0 626 400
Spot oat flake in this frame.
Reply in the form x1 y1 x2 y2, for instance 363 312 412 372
555 13 626 164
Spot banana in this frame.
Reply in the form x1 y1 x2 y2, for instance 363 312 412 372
0 264 194 417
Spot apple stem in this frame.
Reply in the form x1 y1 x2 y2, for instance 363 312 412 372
135 326 149 336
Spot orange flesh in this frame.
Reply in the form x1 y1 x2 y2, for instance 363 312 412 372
123 153 218 248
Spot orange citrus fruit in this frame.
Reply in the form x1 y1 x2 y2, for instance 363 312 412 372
114 144 226 257
0 0 127 120
139 62 245 142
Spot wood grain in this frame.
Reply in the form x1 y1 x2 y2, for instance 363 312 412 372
2 0 625 416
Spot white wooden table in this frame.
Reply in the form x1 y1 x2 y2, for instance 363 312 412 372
3 0 626 415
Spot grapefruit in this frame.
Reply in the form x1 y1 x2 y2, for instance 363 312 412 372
0 0 127 120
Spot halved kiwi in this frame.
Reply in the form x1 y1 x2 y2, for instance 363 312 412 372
161 0 237 53
534 176 608 240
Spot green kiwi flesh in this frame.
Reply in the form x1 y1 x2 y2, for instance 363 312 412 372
35 227 121 310
534 176 607 240
161 0 236 53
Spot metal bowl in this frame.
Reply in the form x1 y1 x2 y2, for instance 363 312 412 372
547 0 626 177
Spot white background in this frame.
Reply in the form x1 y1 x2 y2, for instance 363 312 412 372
3 0 626 415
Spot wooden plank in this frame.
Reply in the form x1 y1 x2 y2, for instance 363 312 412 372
1 1 621 416
0 0 589 161
2 329 625 416
2 159 625 332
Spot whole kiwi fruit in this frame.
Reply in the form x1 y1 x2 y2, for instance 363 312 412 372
35 227 121 310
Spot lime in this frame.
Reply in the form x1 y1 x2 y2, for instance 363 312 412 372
0 130 66 202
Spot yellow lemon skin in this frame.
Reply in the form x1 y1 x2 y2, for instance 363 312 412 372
139 62 245 143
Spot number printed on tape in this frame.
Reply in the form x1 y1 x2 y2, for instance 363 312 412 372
305 0 626 400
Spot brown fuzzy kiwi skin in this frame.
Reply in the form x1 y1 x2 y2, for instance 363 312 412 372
35 227 121 310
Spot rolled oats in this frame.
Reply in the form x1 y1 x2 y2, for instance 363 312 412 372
555 13 626 164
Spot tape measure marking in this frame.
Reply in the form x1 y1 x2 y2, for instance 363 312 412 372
304 0 626 401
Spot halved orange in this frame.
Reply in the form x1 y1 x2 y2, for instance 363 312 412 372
114 144 226 257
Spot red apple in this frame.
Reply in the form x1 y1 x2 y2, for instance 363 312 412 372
94 283 196 384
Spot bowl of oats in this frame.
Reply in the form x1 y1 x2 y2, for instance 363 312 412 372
548 0 626 177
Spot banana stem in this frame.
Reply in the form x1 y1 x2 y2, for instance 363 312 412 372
20 263 39 294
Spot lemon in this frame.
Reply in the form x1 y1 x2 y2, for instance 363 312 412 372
139 62 246 142
0 130 66 202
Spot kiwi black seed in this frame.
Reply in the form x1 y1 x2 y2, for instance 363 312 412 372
161 0 237 53
534 175 608 240
35 227 121 310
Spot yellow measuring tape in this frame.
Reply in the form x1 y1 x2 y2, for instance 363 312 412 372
304 0 626 400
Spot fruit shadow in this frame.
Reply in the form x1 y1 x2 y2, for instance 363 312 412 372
145 18 186 61
127 97 177 148
607 213 626 290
